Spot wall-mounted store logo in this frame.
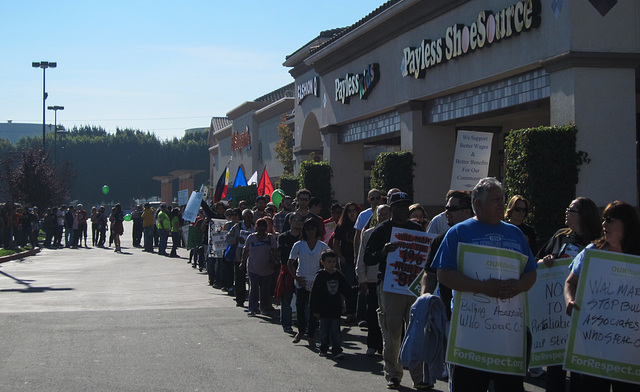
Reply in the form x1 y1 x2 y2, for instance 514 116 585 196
335 63 379 104
231 125 251 152
401 0 541 79
297 77 320 104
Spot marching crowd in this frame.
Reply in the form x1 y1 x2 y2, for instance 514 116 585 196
2 177 638 392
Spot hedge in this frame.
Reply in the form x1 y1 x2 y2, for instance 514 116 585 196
504 124 587 244
370 151 415 199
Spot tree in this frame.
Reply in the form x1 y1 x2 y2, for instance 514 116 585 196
0 148 75 208
275 115 294 176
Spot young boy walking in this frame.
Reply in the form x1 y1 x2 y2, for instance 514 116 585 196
310 250 355 358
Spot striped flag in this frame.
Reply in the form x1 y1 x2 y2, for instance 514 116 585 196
213 165 229 202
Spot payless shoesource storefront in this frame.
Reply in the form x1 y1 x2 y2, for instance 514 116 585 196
285 0 639 209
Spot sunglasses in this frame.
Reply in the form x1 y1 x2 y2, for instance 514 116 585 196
513 207 527 213
445 205 465 212
566 208 579 214
602 216 616 223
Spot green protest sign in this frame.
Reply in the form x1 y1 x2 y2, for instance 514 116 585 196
564 249 640 385
230 185 258 208
526 258 572 367
447 243 529 376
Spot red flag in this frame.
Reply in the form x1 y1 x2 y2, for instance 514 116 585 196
257 165 274 197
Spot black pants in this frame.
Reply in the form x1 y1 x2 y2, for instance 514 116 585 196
450 365 524 392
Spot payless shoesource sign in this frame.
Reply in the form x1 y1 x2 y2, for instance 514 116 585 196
401 0 541 79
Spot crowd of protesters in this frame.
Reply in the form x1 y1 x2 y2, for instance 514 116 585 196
3 177 639 392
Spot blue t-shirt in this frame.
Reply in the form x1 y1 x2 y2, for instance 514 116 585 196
431 218 537 273
569 243 596 277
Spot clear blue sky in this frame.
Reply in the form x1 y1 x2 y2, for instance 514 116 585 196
0 1 385 140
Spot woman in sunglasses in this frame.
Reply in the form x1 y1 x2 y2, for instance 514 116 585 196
536 197 601 392
564 201 640 391
505 195 537 254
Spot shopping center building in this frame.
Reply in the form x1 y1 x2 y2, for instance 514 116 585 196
211 0 639 209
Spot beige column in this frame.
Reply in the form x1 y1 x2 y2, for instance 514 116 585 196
549 66 637 206
399 102 457 207
321 126 364 204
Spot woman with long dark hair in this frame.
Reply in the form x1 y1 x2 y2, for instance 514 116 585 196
332 202 360 323
535 197 601 391
111 203 124 253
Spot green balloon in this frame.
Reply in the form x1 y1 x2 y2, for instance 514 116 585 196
124 214 132 221
271 189 285 208
102 185 110 195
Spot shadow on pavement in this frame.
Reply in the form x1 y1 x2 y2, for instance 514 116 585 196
0 269 74 293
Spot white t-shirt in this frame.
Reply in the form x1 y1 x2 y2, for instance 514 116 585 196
426 211 450 235
289 240 330 291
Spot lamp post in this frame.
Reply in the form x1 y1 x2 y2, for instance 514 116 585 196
32 61 57 151
47 105 64 165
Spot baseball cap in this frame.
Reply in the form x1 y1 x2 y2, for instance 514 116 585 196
389 192 412 206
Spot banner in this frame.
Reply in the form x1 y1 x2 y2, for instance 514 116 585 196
450 130 493 191
447 243 529 376
208 219 228 258
182 191 204 223
382 228 435 296
230 185 258 208
526 258 573 367
564 249 640 385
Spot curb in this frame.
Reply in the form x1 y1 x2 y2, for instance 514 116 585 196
0 247 41 264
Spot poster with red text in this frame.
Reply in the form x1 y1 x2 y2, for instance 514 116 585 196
382 227 435 296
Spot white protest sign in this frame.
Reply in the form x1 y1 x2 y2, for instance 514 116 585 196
382 228 436 296
208 219 228 258
526 258 572 367
447 243 528 376
182 191 204 223
178 189 189 206
450 130 493 191
564 249 640 385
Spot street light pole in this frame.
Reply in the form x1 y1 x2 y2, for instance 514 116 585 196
32 61 57 151
47 105 64 165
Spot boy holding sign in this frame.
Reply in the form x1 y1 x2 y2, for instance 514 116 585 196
431 178 537 392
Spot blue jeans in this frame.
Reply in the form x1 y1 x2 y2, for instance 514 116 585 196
319 317 342 354
143 226 154 251
158 229 169 254
280 290 294 331
248 272 272 313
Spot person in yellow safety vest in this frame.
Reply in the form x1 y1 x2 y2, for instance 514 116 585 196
169 207 182 258
156 204 171 256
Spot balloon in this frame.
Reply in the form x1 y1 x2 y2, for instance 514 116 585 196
271 189 285 208
102 185 110 195
124 214 132 221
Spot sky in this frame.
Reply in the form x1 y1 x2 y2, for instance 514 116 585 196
0 1 386 140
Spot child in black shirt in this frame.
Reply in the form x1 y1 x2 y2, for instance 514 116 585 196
310 250 355 358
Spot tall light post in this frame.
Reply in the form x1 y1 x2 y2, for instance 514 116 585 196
32 61 57 151
48 105 64 165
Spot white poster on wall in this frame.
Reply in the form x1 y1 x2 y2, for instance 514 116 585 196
450 130 493 191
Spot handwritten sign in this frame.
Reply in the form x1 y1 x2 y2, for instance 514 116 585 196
382 228 435 296
564 249 640 385
182 191 204 223
450 130 493 191
178 189 189 206
447 243 528 376
208 219 228 258
526 258 572 367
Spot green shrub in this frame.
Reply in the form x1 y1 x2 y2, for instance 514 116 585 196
277 175 299 198
370 151 415 199
504 124 586 244
299 157 333 215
